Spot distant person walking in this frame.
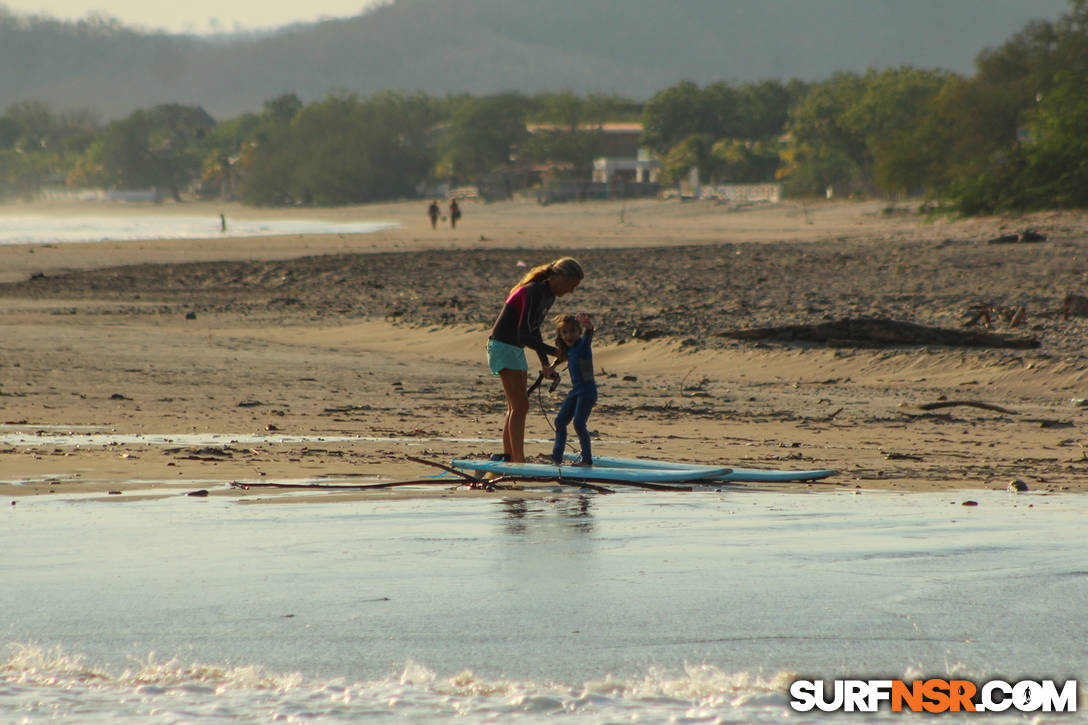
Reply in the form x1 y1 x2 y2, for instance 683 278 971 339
449 199 461 229
427 200 440 229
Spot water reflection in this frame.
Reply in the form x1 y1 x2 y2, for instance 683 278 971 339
499 496 595 536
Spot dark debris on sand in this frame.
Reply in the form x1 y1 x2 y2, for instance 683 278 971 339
3 237 1088 356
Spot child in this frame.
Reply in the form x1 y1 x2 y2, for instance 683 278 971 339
551 312 597 466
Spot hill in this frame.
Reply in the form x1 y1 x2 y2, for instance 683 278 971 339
0 0 1072 119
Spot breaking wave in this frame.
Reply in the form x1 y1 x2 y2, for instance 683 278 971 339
2 642 796 723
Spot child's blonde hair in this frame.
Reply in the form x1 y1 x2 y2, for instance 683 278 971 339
509 257 584 296
552 313 582 363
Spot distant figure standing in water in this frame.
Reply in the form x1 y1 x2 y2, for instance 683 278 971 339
427 200 440 229
449 199 461 229
219 213 227 233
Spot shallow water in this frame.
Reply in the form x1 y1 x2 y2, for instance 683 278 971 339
0 215 397 245
3 488 1085 723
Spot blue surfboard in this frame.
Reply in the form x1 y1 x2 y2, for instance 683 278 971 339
562 454 836 482
450 458 731 483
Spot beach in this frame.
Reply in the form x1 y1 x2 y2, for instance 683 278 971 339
2 197 1087 498
2 197 1087 722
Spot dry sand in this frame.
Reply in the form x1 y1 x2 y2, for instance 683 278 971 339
2 197 1087 502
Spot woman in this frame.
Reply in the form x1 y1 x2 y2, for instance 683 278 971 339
487 257 584 462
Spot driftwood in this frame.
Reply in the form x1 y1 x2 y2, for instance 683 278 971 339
916 400 1018 415
404 455 484 483
987 229 1048 244
407 455 618 493
230 479 463 491
964 304 1026 328
813 407 844 422
719 317 1039 349
405 455 525 491
228 477 571 492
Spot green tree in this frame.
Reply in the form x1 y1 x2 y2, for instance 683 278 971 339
642 80 798 155
781 68 949 196
85 104 215 200
240 91 438 206
519 92 608 178
0 117 18 149
437 92 530 183
946 0 1088 212
850 67 953 194
657 134 709 187
643 80 800 187
951 70 1088 213
195 93 302 200
780 73 868 194
1019 72 1088 207
263 93 303 127
733 80 806 141
776 141 858 197
580 93 643 123
709 138 781 184
0 100 99 199
0 148 53 199
640 81 707 155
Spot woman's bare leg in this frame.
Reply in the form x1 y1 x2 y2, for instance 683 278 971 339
498 368 529 462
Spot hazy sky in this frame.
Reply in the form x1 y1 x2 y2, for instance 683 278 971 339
2 0 389 33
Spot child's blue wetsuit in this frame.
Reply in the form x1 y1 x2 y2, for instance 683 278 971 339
551 329 597 464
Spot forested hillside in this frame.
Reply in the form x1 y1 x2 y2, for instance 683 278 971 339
0 0 1071 119
3 0 1086 214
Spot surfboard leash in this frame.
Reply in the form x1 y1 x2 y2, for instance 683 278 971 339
530 365 583 460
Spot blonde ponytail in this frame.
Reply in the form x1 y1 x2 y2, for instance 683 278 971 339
509 257 584 296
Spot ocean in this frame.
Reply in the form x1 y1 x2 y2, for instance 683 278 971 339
3 483 1085 723
0 215 397 246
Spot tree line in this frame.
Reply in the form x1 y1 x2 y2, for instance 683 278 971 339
1 0 1085 214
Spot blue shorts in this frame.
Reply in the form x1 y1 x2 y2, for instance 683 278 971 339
487 339 528 375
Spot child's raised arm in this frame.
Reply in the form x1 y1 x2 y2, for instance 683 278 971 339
576 312 594 331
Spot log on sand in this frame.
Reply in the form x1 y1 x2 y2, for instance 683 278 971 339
719 317 1039 349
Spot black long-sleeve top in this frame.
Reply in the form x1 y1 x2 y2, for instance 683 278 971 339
489 278 559 363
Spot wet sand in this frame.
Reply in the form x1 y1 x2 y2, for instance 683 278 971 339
2 197 1087 501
